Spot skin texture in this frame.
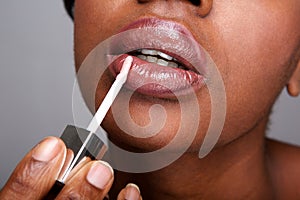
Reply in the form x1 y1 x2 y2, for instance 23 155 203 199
74 0 300 199
74 0 300 150
1 0 300 200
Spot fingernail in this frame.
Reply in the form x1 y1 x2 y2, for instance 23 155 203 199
86 161 114 189
32 137 60 162
125 183 140 200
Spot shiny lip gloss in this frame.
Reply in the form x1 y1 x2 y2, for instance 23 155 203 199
108 18 208 99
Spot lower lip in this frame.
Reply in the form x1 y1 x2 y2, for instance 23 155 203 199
109 54 205 99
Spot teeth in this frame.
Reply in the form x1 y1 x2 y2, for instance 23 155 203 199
140 49 174 60
141 49 158 56
146 56 158 63
136 49 181 68
157 52 173 61
157 59 169 67
168 61 178 68
137 55 147 60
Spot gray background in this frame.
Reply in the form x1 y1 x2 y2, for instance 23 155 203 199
0 0 299 188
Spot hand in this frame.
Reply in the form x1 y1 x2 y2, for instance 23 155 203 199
0 137 142 200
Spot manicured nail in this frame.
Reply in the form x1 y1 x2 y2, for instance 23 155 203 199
86 161 114 189
125 183 140 200
32 137 60 162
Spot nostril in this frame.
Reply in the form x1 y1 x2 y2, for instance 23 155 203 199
137 0 202 6
189 0 201 6
138 0 150 3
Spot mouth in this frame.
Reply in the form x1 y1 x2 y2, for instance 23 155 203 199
108 18 207 99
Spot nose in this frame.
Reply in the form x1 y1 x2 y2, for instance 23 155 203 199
137 0 213 17
197 0 213 17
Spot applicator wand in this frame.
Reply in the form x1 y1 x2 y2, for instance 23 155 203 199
43 56 133 199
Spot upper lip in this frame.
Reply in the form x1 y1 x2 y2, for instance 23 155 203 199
108 18 207 76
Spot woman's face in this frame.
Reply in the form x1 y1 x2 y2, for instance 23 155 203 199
74 0 300 152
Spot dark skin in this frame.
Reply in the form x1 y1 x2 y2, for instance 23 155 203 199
1 0 300 199
75 0 300 199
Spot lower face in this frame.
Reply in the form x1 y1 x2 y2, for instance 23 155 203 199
74 0 300 153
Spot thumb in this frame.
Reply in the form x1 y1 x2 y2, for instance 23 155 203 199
0 137 66 200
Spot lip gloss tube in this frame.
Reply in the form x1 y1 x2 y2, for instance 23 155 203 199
42 56 133 200
43 125 107 200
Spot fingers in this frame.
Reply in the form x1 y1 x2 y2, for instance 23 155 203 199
0 136 141 200
0 137 66 200
55 160 114 200
65 156 92 181
117 183 142 200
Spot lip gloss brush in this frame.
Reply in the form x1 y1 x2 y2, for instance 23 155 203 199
43 56 133 200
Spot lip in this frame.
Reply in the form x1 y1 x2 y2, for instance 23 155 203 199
108 18 207 98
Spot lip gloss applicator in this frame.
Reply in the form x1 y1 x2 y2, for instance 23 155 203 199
43 56 133 200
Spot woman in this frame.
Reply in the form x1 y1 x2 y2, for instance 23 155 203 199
1 0 300 199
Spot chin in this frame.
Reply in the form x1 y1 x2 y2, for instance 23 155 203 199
97 87 217 154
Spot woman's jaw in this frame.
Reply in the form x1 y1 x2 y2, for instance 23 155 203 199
74 0 300 155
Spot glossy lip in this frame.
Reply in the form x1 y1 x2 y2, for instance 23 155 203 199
108 18 207 99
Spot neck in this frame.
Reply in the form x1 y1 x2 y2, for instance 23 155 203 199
110 118 275 199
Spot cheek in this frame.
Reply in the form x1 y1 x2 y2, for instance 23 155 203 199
206 1 300 137
214 1 299 83
74 0 117 69
74 0 142 69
